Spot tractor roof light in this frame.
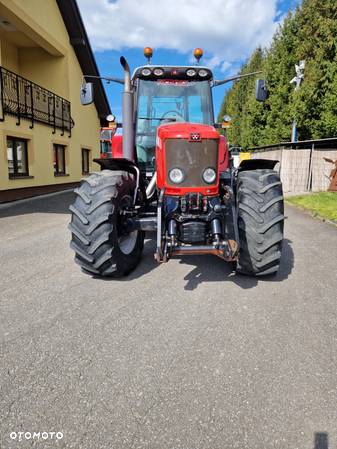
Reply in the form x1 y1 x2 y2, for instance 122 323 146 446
194 48 203 63
153 68 164 76
141 68 152 76
144 47 153 63
186 68 197 77
198 69 208 77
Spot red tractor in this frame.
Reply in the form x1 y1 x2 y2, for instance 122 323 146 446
100 124 123 159
69 48 284 277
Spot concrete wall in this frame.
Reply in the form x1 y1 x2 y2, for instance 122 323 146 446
251 147 337 193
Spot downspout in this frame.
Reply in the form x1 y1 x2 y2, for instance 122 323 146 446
120 56 134 161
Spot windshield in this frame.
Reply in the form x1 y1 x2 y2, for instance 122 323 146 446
135 79 213 170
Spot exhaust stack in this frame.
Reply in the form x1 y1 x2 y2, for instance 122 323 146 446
120 56 134 161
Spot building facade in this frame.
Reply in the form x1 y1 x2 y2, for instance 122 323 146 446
0 0 110 202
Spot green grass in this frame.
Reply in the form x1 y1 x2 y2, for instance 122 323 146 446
286 192 337 222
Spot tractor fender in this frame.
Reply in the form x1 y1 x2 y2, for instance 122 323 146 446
94 157 137 172
93 157 146 202
238 158 279 171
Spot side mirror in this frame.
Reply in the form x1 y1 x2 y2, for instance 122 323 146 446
255 79 268 102
80 82 94 105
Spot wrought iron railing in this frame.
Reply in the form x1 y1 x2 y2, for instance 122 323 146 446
0 66 74 136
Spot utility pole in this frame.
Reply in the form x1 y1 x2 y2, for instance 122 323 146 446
290 60 305 142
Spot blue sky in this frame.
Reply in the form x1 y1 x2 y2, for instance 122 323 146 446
78 0 301 121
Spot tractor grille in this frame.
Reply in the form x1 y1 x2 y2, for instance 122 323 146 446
165 138 218 187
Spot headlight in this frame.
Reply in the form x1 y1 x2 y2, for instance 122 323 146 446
169 168 185 184
153 68 164 76
198 69 208 77
141 68 152 76
202 167 216 184
186 68 197 77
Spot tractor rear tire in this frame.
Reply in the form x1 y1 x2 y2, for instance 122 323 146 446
236 169 284 276
69 170 144 277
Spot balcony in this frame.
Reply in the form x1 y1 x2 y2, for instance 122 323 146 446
0 67 74 136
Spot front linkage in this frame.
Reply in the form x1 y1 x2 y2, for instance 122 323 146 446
154 175 239 263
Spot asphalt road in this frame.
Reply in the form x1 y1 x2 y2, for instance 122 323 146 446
0 191 337 449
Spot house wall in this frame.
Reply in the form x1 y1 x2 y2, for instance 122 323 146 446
0 0 102 201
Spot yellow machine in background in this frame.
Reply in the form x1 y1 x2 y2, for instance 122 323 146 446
239 152 251 162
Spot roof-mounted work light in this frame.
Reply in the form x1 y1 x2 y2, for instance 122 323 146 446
144 47 153 63
194 48 203 63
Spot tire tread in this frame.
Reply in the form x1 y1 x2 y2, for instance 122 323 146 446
69 170 144 277
236 169 284 276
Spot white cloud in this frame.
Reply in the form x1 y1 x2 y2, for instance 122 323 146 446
220 61 232 73
203 55 222 70
77 0 280 70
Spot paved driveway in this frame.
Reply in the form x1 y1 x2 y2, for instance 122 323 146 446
0 191 337 449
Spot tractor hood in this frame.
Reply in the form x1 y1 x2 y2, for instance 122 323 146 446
157 122 219 141
156 123 221 196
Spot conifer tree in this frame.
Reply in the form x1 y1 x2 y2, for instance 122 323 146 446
218 0 337 147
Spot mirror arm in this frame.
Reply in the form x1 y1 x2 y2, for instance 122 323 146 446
212 71 263 87
82 75 124 85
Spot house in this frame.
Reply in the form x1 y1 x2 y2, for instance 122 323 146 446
0 0 110 202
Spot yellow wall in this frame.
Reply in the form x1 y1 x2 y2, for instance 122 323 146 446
0 0 102 194
9 0 70 49
0 39 19 72
19 47 69 99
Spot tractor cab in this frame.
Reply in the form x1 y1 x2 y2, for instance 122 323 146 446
132 65 214 171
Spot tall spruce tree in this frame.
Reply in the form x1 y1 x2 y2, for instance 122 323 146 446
218 0 337 147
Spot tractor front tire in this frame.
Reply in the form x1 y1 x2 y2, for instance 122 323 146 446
236 169 284 276
69 170 144 277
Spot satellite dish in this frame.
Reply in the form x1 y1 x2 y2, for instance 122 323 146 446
299 60 306 70
106 114 116 122
223 115 232 122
